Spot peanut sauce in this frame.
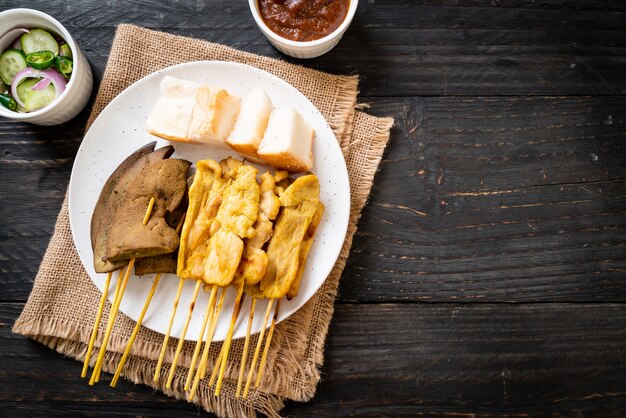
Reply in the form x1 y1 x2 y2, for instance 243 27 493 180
258 0 351 42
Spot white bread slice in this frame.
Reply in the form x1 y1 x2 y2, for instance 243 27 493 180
188 86 241 145
257 107 314 172
145 76 241 146
145 77 199 142
226 89 273 157
160 76 200 98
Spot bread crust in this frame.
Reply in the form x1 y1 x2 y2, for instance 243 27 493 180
257 149 312 172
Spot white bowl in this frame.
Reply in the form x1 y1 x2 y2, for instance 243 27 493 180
0 8 93 125
248 0 358 59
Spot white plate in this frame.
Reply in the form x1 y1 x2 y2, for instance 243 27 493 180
68 61 350 341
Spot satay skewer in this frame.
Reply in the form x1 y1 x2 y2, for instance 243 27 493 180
81 270 113 378
208 341 226 386
165 279 202 389
93 270 124 383
255 298 281 388
214 283 246 396
184 284 218 390
187 286 227 400
89 259 134 385
110 273 161 387
205 290 246 391
89 197 155 385
242 298 275 398
112 212 186 387
235 297 256 397
198 286 227 380
154 277 184 381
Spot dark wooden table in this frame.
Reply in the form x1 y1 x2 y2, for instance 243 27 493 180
2 1 626 416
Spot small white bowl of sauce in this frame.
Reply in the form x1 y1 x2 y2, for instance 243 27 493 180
249 0 358 59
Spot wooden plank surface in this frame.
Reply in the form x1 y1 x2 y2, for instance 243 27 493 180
2 1 626 96
341 96 626 302
2 303 625 416
1 0 625 416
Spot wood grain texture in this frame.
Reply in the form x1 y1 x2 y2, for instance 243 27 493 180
1 0 625 96
1 0 626 416
2 303 626 417
340 96 626 303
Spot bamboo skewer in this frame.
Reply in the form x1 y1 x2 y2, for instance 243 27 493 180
184 284 218 390
165 279 202 389
93 269 124 383
154 277 184 382
208 340 226 386
93 265 127 383
81 271 113 378
255 299 281 388
142 196 156 225
207 291 252 388
242 298 275 398
235 297 256 397
199 287 227 380
214 285 246 396
89 198 154 385
110 273 161 387
89 260 134 385
153 214 187 382
187 287 227 400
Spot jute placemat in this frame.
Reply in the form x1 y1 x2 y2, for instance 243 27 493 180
13 25 393 417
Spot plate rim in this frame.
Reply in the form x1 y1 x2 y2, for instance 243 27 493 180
68 60 351 341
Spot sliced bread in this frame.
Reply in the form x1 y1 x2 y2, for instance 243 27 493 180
145 76 240 146
188 86 241 145
257 107 314 172
226 88 273 157
145 77 197 142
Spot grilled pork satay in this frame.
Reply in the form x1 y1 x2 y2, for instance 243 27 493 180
207 162 260 279
252 201 325 392
260 174 320 298
166 158 231 388
234 170 283 397
163 159 225 387
188 162 262 398
287 201 324 300
168 158 260 393
235 171 281 286
241 174 322 396
177 159 225 281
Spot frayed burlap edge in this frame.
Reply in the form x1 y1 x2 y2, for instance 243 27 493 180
28 333 283 418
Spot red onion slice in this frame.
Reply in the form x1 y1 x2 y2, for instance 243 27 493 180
0 28 29 50
10 67 67 111
32 78 52 91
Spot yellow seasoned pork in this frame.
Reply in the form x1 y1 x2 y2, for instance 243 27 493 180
260 174 320 299
287 201 324 300
178 159 260 287
177 159 224 281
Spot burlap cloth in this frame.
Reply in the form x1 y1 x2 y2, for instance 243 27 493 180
12 25 393 417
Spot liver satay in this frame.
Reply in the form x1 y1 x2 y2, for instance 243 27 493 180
85 144 190 386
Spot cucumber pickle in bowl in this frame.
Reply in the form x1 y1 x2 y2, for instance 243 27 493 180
0 28 73 112
0 9 93 125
